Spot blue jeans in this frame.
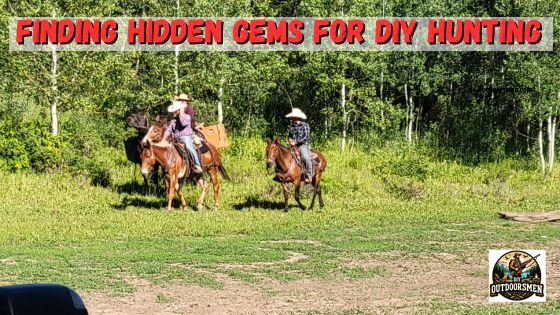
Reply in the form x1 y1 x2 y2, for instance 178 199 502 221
298 144 313 179
179 135 201 167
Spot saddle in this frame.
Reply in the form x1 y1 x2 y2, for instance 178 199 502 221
172 137 211 170
290 146 320 178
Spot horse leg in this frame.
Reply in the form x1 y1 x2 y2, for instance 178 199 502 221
177 181 187 210
312 172 323 209
196 177 208 211
209 168 220 210
142 170 149 195
282 183 290 212
167 174 176 211
152 164 160 193
294 182 306 210
309 185 317 210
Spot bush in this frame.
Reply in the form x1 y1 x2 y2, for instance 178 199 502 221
390 155 429 181
370 145 430 181
22 122 66 172
0 130 30 171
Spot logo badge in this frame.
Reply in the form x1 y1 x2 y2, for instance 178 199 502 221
489 250 546 302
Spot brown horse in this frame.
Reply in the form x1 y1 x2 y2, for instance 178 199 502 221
141 121 229 211
266 138 326 211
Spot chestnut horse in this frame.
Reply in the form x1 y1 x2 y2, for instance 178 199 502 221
140 121 230 211
266 138 326 211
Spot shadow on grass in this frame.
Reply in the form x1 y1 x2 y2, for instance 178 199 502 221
114 180 164 197
112 195 164 210
232 196 287 211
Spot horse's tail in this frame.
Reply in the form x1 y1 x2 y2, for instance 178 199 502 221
218 162 231 181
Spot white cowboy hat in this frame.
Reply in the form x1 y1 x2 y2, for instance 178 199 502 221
167 100 187 113
285 108 307 120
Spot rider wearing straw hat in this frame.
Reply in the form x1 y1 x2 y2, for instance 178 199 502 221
163 100 203 173
286 108 312 184
175 93 196 126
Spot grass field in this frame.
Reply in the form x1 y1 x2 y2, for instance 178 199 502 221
1 137 559 314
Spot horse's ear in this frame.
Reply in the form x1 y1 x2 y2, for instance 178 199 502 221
154 114 160 123
145 141 151 149
274 137 279 143
266 138 271 144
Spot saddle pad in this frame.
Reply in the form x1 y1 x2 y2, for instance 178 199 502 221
199 141 210 154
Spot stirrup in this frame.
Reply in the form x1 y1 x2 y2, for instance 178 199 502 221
193 165 203 173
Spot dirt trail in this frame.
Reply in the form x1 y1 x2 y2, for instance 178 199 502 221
82 242 559 315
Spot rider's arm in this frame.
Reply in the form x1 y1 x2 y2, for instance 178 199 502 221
288 126 296 146
178 112 191 131
163 120 176 140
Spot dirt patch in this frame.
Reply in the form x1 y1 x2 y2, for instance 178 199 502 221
82 241 560 314
263 240 323 246
0 257 17 265
218 251 308 269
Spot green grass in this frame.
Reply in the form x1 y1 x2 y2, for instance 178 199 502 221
1 137 559 313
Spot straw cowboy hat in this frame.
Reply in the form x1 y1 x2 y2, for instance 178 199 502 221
167 100 187 113
175 93 191 101
285 108 307 120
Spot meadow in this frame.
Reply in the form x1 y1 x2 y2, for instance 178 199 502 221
0 137 559 314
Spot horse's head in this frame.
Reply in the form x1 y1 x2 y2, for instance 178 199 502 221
266 137 280 169
141 119 167 146
140 141 157 179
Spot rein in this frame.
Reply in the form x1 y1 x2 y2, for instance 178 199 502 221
271 144 297 182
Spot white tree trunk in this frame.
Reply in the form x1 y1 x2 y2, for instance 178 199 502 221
548 109 556 174
174 0 180 95
341 82 347 151
50 43 59 136
404 83 414 144
404 83 408 140
217 77 224 123
526 124 531 154
380 70 384 125
407 95 414 144
538 118 546 176
174 47 179 95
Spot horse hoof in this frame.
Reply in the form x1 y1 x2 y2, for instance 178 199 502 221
196 204 204 211
284 208 289 212
213 206 219 211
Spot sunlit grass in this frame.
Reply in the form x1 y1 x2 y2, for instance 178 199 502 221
0 137 559 312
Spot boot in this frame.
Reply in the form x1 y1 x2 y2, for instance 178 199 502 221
193 165 203 173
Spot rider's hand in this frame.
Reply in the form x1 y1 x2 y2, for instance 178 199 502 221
288 138 296 146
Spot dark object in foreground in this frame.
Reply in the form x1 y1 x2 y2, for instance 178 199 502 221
0 284 88 315
499 210 560 222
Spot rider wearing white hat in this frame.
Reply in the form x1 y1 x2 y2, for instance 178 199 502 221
286 108 312 184
163 100 203 173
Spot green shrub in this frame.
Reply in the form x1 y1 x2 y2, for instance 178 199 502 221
22 123 66 172
390 155 429 181
0 130 30 171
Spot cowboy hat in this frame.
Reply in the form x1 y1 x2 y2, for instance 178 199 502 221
167 100 187 113
285 108 307 120
175 93 191 101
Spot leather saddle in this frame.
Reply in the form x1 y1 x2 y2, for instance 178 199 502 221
290 146 320 174
173 137 211 169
